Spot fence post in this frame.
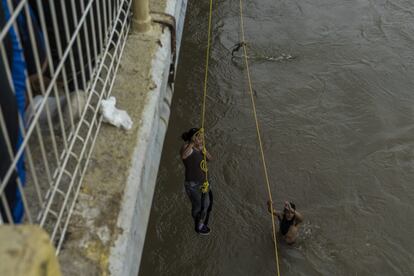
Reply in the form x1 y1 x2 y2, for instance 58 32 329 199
132 0 152 32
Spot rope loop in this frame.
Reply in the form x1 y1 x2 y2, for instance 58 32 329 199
200 159 208 173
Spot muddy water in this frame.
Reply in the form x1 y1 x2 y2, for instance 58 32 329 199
139 0 414 275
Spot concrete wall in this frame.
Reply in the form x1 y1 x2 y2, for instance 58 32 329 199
56 0 188 275
108 1 188 275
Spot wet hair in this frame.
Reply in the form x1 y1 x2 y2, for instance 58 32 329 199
181 128 200 142
284 202 296 213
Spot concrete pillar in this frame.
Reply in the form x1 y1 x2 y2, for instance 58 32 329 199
133 0 152 32
0 225 62 276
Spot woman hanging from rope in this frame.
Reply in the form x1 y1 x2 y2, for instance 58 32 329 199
181 128 213 235
267 200 304 244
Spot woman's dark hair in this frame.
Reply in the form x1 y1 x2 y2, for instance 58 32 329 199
284 202 296 213
181 128 200 142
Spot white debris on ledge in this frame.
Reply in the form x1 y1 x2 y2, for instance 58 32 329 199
100 96 133 130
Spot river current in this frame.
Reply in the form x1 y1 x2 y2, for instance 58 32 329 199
139 0 414 275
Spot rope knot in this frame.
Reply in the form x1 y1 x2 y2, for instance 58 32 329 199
201 181 209 193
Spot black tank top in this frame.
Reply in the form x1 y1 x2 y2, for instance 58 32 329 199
183 148 205 183
278 215 295 236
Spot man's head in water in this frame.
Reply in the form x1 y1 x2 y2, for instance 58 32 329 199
284 202 296 220
182 128 203 146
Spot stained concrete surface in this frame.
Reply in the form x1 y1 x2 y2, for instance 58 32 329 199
58 22 167 276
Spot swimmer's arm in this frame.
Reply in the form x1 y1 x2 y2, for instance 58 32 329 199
181 143 194 159
294 210 304 225
267 200 279 217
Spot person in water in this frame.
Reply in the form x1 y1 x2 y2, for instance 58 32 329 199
180 128 213 235
267 200 303 244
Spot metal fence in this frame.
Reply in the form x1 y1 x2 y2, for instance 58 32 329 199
0 0 132 252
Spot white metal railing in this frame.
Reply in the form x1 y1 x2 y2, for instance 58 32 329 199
0 0 133 252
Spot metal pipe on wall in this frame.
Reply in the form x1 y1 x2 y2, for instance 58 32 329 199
132 0 152 32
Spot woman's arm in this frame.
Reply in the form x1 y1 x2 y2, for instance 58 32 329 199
267 200 279 217
294 210 304 225
180 143 194 159
204 148 213 161
196 144 213 161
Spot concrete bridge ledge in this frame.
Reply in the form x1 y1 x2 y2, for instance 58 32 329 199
58 0 188 275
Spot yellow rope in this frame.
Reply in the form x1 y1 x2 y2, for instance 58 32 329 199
238 0 281 274
200 2 281 272
199 0 215 193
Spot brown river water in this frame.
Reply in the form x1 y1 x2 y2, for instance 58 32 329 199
139 0 414 275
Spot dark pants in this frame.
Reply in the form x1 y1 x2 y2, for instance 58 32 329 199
184 181 213 230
